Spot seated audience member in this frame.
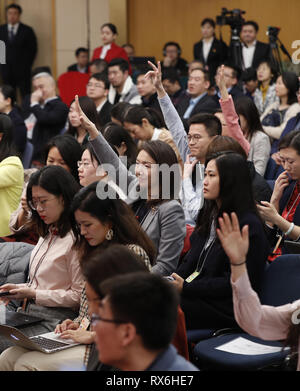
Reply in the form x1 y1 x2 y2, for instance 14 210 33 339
89 59 108 76
0 114 23 237
110 101 131 126
123 105 183 168
254 60 278 115
188 60 204 76
108 58 141 105
122 43 135 58
24 72 69 163
67 96 101 147
193 18 228 84
238 21 271 70
172 152 269 330
92 272 198 371
86 72 112 127
77 144 107 188
261 72 300 142
241 67 258 99
67 48 89 74
161 42 188 78
0 166 83 354
102 122 138 168
213 64 244 105
257 130 300 261
176 68 219 128
162 69 189 109
217 211 300 371
76 96 186 276
0 85 27 155
91 23 130 68
8 134 82 244
136 71 162 115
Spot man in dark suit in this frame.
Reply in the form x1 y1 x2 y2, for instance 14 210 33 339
239 21 271 70
213 64 244 107
176 68 219 130
0 3 37 99
27 73 68 163
161 41 189 78
193 18 228 85
67 47 89 74
86 72 112 127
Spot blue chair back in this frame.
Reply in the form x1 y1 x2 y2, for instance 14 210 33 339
260 254 300 306
22 141 34 169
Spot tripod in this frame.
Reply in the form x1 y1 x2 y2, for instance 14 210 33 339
229 28 245 72
269 35 292 74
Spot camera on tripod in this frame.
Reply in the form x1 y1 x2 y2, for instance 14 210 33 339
267 26 281 41
216 7 246 33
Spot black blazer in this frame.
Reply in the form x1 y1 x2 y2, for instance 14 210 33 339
9 107 27 154
98 100 113 127
0 23 37 80
67 64 89 74
193 38 228 81
176 93 219 125
251 41 272 69
31 98 69 161
212 84 244 107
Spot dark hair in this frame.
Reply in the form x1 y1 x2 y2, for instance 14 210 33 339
162 69 181 84
6 3 22 14
196 152 257 235
206 135 247 159
70 182 156 264
0 113 17 162
223 63 240 80
139 140 181 204
110 102 131 125
163 41 181 55
102 123 138 168
201 18 216 29
124 105 166 129
242 21 259 32
281 71 299 105
90 59 108 74
75 47 89 57
0 85 16 107
27 166 80 238
190 68 210 83
81 142 101 166
67 96 100 143
234 96 264 140
189 113 222 137
278 130 300 154
108 58 129 73
101 23 118 35
241 67 258 83
43 135 83 182
99 272 179 351
122 43 134 50
256 60 278 85
82 244 149 297
88 72 109 90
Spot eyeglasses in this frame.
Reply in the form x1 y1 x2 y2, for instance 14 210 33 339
28 197 57 211
87 83 105 89
187 134 202 142
77 161 92 168
91 313 126 326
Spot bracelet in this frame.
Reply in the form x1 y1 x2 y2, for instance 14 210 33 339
284 223 295 237
230 260 246 267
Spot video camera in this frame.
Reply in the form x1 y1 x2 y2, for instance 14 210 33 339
267 26 281 40
216 7 246 33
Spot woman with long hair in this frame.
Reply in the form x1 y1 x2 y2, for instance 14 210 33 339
171 152 270 330
254 60 278 115
0 165 83 354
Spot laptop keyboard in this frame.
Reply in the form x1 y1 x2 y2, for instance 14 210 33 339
30 336 69 351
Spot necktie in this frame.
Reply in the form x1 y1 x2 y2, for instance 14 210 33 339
183 99 196 119
9 26 15 41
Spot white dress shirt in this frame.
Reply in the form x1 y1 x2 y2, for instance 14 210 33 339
242 40 256 69
202 38 214 63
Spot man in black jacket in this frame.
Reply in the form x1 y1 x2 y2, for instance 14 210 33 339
67 47 89 74
26 73 68 163
0 3 37 99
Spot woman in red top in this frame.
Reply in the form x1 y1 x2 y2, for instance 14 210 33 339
91 23 130 68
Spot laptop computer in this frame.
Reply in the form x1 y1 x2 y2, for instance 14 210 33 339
0 309 43 328
0 325 80 353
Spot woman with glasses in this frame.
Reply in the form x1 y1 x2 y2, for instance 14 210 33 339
0 183 155 370
75 95 186 277
0 165 83 356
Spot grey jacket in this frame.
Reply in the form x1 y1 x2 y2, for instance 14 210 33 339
90 134 186 276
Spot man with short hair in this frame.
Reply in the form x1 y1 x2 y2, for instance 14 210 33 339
89 59 108 76
162 69 188 109
67 48 89 74
161 41 188 78
92 272 199 371
26 73 68 162
0 3 37 98
86 72 112 127
107 58 141 105
238 21 271 70
213 64 244 105
241 67 258 98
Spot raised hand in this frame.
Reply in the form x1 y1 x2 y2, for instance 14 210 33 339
74 95 99 139
183 154 199 179
215 65 229 100
145 61 164 94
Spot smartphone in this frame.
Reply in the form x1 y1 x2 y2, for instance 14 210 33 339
0 291 13 297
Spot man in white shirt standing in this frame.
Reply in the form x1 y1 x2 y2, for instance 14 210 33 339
86 73 112 127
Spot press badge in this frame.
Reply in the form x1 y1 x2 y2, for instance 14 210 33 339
79 317 90 330
185 271 200 283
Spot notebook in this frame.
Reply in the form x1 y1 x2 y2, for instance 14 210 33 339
0 325 80 353
0 310 43 328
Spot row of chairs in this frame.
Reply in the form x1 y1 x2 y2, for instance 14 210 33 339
187 254 300 371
